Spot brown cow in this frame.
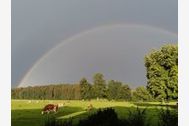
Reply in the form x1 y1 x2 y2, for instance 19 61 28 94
41 104 58 115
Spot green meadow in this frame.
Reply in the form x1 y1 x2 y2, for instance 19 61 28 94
11 99 177 126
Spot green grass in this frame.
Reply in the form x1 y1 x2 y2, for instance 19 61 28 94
11 100 177 126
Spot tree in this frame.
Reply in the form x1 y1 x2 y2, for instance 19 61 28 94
132 86 152 101
93 73 107 98
145 44 178 100
79 78 92 100
107 80 122 100
117 84 131 100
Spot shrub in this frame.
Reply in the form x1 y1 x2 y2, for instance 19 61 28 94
78 108 119 126
158 107 178 126
124 107 149 126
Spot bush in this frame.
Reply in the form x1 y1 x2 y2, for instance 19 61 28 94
158 107 178 126
78 107 150 126
123 107 149 126
78 108 119 126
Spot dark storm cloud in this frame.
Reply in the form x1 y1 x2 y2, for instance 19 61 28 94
12 0 178 87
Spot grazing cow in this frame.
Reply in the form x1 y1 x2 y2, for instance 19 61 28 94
41 104 58 115
87 104 93 111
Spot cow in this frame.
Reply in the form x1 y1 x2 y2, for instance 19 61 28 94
87 104 93 111
41 104 58 115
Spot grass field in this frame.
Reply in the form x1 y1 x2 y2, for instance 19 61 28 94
11 100 177 126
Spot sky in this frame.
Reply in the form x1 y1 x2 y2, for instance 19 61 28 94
12 0 178 88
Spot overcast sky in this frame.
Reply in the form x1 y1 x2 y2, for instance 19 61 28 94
12 0 178 88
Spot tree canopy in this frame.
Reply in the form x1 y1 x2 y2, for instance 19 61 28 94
79 78 92 100
93 73 107 98
132 86 152 101
145 44 178 100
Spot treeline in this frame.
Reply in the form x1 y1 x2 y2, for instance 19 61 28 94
11 73 135 101
11 73 153 101
11 84 81 100
12 44 178 101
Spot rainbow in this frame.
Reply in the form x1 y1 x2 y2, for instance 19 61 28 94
18 23 177 87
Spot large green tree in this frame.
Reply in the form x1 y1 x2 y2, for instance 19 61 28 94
145 44 178 100
79 78 92 100
132 86 152 101
107 80 122 100
117 84 131 100
93 73 107 98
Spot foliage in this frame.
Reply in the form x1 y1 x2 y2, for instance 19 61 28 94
132 86 152 101
124 107 149 126
92 73 107 98
78 108 119 126
12 73 131 101
158 107 178 126
79 78 92 100
107 80 122 100
117 85 132 100
145 44 178 100
107 80 131 100
11 84 81 100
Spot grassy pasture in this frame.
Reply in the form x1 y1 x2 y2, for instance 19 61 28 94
11 100 177 126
